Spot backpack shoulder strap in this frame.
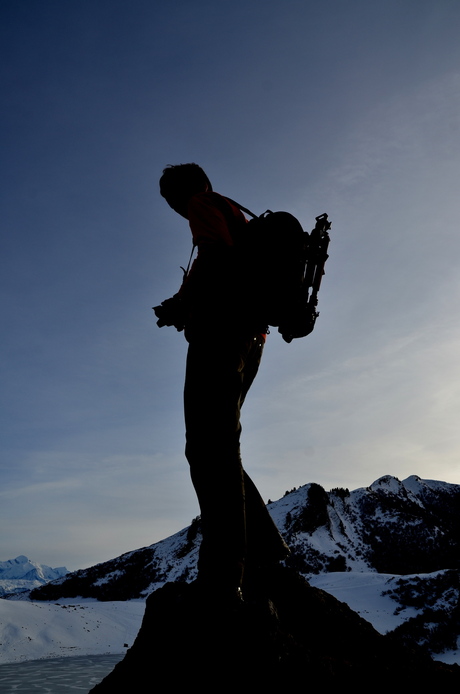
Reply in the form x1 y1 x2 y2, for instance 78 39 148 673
222 197 258 220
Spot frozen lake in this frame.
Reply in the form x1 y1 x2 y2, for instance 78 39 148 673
0 653 123 693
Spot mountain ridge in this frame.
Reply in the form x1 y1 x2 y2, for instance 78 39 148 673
0 555 68 596
28 474 460 602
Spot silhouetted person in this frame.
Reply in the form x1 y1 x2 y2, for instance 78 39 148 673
155 164 289 600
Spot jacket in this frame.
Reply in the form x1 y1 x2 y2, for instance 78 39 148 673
178 192 261 340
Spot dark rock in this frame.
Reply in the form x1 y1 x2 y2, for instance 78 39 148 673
90 567 460 691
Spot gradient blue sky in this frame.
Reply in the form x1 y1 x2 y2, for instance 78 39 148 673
2 0 460 570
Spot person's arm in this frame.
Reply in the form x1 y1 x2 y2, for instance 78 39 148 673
178 193 237 302
154 193 243 329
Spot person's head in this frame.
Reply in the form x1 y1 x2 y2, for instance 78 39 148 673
159 163 212 218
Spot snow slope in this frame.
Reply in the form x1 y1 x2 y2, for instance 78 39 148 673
0 598 144 664
1 573 459 666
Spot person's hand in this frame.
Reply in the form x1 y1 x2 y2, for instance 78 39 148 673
153 296 185 331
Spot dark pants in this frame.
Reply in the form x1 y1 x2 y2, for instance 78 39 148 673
184 333 288 588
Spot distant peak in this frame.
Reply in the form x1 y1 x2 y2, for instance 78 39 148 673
369 475 402 492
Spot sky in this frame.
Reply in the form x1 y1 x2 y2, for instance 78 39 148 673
1 0 460 571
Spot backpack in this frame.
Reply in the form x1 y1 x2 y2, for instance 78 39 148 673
225 198 331 343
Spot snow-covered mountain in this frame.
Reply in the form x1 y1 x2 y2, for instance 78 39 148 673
273 474 460 575
29 474 460 600
0 555 68 596
19 475 460 661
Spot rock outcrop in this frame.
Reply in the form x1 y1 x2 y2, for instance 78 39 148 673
90 567 460 690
